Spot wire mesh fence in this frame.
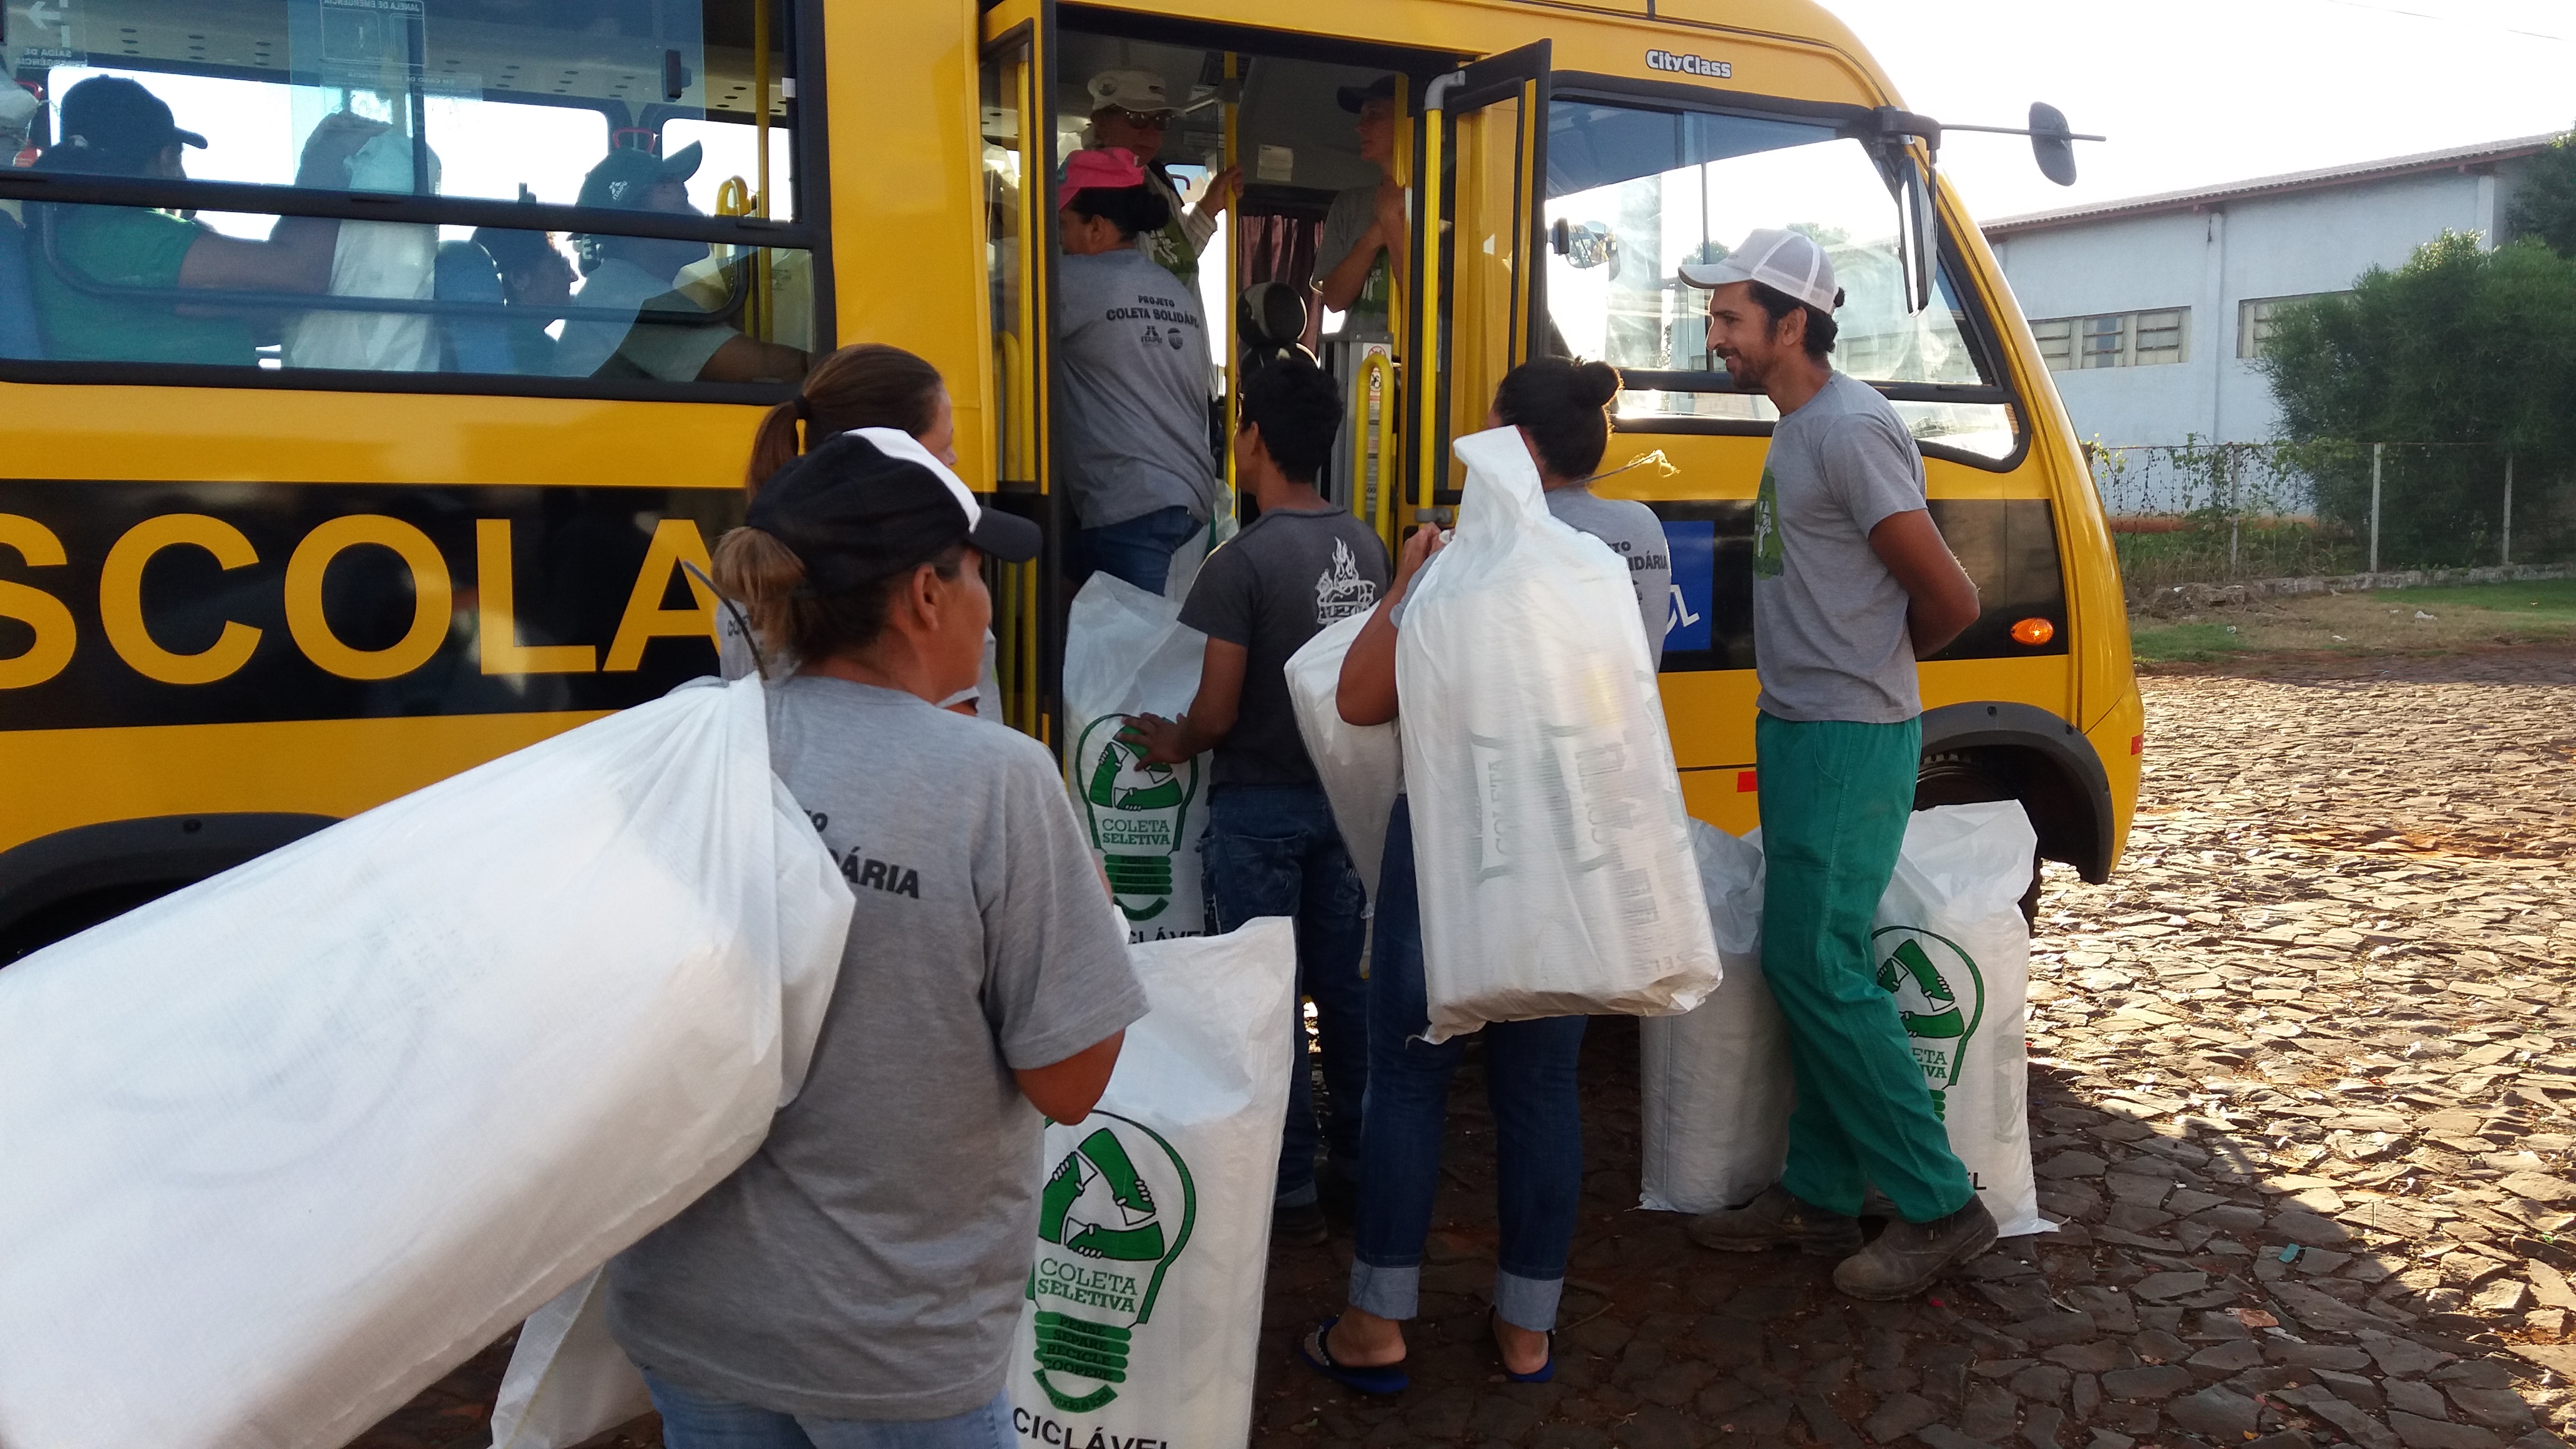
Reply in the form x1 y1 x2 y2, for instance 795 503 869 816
2087 440 2574 595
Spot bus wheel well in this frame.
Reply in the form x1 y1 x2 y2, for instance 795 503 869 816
0 812 336 965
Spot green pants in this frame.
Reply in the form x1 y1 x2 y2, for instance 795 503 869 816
1755 713 1976 1224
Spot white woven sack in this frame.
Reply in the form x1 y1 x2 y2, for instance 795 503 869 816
1876 802 2050 1237
1638 820 1790 1214
1282 610 1402 897
0 676 851 1449
1394 426 1718 1041
1010 917 1296 1449
1064 574 1214 943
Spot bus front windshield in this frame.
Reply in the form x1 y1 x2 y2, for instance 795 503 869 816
1544 99 2016 461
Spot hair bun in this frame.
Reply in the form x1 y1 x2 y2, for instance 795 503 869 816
1573 359 1622 409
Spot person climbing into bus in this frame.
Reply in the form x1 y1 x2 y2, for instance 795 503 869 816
1677 228 1994 1300
1116 354 1389 1247
1053 145 1216 595
26 76 385 366
1302 356 1649 1395
606 428 1144 1449
1083 67 1240 287
555 142 807 384
1305 75 1405 352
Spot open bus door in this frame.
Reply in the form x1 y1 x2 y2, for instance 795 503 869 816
1401 41 1551 535
979 0 1058 744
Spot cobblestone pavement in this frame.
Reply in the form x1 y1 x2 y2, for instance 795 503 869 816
354 652 2576 1449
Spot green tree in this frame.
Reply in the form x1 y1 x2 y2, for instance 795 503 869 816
2507 125 2576 257
2260 232 2576 566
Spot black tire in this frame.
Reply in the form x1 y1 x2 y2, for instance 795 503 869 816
1913 752 2044 927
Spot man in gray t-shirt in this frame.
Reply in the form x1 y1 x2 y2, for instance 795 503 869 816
605 428 1143 1437
1677 230 1995 1305
1308 76 1403 348
1121 358 1385 1244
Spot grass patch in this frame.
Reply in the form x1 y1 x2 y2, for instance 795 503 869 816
2131 622 2248 664
2130 573 2576 668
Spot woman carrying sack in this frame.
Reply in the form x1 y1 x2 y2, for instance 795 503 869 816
605 430 1147 1448
1304 358 1661 1392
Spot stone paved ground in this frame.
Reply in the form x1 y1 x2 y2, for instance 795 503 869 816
354 650 2576 1449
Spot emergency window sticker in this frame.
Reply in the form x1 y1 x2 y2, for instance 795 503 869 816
1645 49 1733 80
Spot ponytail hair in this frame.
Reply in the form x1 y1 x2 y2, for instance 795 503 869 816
744 343 947 497
711 524 967 668
1493 356 1623 481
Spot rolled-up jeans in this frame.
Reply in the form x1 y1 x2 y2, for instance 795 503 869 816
1349 796 1587 1333
642 1370 1012 1449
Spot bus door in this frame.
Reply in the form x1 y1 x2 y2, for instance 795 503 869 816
1407 42 1551 532
978 0 1056 741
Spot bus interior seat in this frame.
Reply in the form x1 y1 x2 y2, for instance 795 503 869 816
0 211 45 360
1238 280 1312 374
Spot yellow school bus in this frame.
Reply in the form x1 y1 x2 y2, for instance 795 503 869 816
0 0 2139 959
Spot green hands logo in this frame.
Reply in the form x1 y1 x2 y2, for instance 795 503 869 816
1074 714 1199 923
1870 927 1985 1120
1750 467 1783 580
1028 1114 1196 1413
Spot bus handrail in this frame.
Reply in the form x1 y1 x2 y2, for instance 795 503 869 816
1351 349 1397 554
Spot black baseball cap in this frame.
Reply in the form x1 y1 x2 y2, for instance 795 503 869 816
1336 75 1399 113
747 428 1041 596
57 76 206 160
577 141 703 210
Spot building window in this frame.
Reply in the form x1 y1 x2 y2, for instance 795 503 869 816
2031 308 2192 370
2238 293 2340 359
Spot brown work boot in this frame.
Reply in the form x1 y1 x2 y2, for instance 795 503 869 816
1687 1184 1864 1257
1831 1196 1998 1300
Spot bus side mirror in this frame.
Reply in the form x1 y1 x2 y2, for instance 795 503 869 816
2031 102 2078 187
1898 159 1936 314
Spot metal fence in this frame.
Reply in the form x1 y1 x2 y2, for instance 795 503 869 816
2086 441 2571 595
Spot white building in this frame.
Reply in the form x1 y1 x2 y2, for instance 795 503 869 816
1983 135 2557 451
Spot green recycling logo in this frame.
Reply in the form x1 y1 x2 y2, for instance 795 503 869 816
1073 714 1199 922
1027 1113 1196 1413
1870 925 1985 1120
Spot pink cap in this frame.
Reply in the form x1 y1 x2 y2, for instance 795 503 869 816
1061 145 1146 204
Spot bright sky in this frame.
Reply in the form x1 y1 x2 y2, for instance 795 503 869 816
1817 0 2572 225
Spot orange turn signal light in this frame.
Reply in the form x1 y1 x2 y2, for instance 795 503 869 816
2010 617 2056 646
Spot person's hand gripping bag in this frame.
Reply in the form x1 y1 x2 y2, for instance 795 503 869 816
1874 801 2051 1237
0 676 851 1449
1639 819 1793 1215
1063 573 1215 943
1283 610 1402 898
1010 917 1297 1449
1395 426 1719 1040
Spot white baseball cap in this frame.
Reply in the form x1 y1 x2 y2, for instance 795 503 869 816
1678 228 1842 313
1087 69 1177 116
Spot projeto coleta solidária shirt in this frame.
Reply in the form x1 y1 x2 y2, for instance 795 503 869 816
604 676 1147 1422
1053 245 1217 530
1750 370 1934 724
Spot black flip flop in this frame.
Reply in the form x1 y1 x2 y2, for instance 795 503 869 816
1298 1315 1409 1395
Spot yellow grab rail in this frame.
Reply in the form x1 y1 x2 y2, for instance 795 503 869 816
1351 349 1397 555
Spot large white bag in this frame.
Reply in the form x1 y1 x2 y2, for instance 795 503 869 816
0 676 851 1449
1283 609 1402 897
1638 820 1788 1214
1876 802 2047 1237
1395 427 1719 1040
1063 573 1214 942
1011 917 1295 1449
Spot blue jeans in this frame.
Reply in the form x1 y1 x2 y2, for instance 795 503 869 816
643 1372 1012 1449
1202 783 1369 1205
1349 796 1588 1333
1068 505 1200 595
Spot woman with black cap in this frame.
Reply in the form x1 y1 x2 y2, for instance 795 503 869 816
605 429 1146 1449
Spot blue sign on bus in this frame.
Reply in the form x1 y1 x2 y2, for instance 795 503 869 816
1663 519 1715 653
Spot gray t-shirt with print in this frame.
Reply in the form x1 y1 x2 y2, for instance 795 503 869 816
1387 486 1671 671
1178 505 1390 786
1054 246 1217 530
605 676 1146 1422
1750 370 1931 723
